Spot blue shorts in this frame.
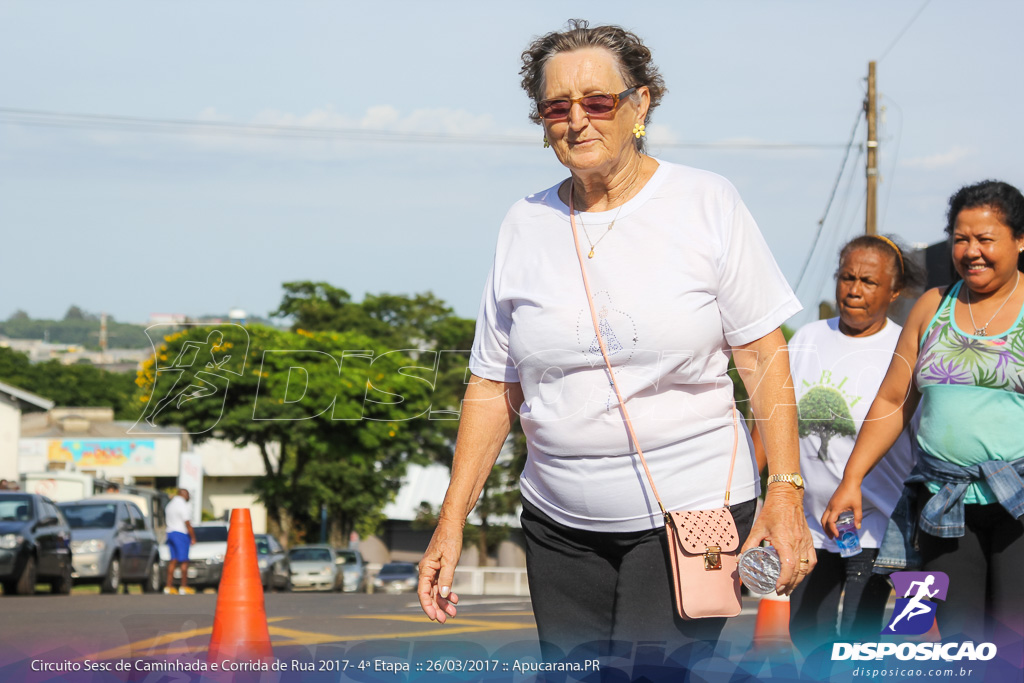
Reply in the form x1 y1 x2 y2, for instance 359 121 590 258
167 531 191 562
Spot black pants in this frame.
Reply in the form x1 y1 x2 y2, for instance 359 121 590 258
917 490 1024 649
520 497 756 665
788 547 892 655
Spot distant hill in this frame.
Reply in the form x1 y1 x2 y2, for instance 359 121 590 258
0 314 150 349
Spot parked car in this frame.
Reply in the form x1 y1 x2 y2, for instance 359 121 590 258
254 534 290 592
373 562 418 594
0 491 73 595
58 499 160 593
334 548 367 593
158 521 228 591
86 492 167 540
288 545 343 592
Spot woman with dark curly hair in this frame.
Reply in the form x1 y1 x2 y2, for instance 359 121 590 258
825 180 1024 649
419 20 814 661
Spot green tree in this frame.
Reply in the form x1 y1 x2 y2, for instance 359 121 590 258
63 305 90 321
273 282 531 561
0 347 34 389
797 386 856 461
134 324 435 545
0 347 137 418
273 282 474 351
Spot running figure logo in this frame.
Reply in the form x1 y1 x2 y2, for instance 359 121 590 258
131 323 250 436
884 571 950 635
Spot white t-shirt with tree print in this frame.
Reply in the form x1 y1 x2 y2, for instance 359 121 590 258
790 317 915 550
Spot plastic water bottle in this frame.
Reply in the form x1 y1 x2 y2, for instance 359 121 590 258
738 545 781 594
835 511 863 557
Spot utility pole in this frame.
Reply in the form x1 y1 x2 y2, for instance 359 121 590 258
865 61 878 236
100 312 109 362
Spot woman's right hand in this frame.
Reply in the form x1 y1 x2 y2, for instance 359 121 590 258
417 518 464 623
821 479 863 539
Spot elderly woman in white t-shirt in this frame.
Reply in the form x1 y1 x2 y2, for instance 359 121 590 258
418 20 814 661
787 235 924 654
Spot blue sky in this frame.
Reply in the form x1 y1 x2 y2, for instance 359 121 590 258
1 1 1021 329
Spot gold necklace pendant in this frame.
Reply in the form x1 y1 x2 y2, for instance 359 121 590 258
576 188 627 260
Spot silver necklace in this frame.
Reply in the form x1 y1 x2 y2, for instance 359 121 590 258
966 271 1020 335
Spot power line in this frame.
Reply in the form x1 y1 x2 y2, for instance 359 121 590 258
878 0 933 63
794 109 864 293
812 187 867 310
0 107 849 150
804 146 865 304
835 154 867 240
878 95 905 233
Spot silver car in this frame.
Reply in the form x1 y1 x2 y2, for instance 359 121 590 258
334 548 367 593
59 500 160 593
255 534 291 592
288 545 343 592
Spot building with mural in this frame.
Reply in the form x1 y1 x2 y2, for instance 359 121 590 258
16 406 271 532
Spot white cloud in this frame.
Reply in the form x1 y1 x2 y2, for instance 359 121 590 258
248 104 496 136
901 146 974 170
196 107 231 122
3 104 510 158
177 104 506 158
251 106 354 129
360 105 399 129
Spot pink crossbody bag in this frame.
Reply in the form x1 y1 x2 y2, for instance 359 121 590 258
568 188 742 620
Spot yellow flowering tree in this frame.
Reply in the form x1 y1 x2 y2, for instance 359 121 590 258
134 324 435 544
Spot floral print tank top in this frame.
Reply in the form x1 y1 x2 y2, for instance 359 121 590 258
916 280 1024 393
914 280 1024 503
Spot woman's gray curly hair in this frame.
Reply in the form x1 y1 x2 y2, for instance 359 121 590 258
520 19 667 151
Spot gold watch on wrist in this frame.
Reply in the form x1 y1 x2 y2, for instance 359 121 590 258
767 473 805 490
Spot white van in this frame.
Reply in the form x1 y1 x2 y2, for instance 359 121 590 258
20 471 100 503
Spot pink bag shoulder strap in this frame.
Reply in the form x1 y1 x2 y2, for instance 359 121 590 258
567 184 739 516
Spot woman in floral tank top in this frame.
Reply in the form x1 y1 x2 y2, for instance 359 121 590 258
824 180 1024 652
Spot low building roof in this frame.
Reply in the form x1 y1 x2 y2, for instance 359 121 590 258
21 417 186 441
0 381 55 412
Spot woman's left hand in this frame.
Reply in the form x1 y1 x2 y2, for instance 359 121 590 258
740 487 816 595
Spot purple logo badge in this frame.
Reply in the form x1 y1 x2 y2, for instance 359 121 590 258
884 571 949 635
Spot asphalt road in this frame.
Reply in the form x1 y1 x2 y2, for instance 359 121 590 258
0 591 536 653
0 591 790 682
1 591 1006 683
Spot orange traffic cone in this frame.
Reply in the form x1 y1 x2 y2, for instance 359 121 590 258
208 509 273 663
750 592 793 653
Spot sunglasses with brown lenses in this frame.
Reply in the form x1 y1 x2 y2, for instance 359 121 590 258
537 87 637 121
